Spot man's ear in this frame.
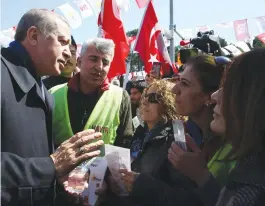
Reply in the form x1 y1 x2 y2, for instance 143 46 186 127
26 26 39 46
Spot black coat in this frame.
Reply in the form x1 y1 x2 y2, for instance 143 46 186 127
129 122 201 206
103 122 201 206
1 47 56 206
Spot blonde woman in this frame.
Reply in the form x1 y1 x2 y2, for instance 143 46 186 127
129 79 180 162
105 80 187 206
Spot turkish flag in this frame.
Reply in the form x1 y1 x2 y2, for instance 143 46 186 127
98 0 129 78
135 0 149 8
134 0 177 76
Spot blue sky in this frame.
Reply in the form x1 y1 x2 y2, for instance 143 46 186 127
1 0 265 44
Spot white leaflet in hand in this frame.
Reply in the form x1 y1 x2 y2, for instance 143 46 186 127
106 152 126 192
105 144 131 196
81 157 108 206
172 120 187 151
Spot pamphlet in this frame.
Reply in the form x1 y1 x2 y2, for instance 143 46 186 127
81 157 108 206
172 120 187 151
105 144 131 196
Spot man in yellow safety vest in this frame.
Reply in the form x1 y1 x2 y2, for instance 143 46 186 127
50 38 133 149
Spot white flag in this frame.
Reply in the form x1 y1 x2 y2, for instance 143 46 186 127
216 21 233 28
2 27 16 39
116 0 130 11
87 0 102 16
58 3 82 29
255 16 265 34
73 0 93 18
196 25 211 33
76 44 82 57
0 32 13 47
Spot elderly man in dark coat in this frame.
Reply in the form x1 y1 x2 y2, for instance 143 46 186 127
1 9 104 206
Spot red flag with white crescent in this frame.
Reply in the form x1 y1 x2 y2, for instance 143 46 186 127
98 0 129 78
134 0 177 76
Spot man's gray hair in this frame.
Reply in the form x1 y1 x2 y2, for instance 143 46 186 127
15 9 69 41
80 38 115 58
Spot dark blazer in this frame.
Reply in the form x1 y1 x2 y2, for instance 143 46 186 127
1 47 56 206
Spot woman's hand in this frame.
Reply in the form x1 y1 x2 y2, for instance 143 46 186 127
107 174 122 195
168 134 210 186
119 169 139 192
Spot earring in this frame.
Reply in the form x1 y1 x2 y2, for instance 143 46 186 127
205 100 216 107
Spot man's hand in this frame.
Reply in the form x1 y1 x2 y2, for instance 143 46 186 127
50 129 104 180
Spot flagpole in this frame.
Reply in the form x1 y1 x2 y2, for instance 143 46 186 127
169 0 175 63
97 0 104 37
174 28 185 40
123 58 131 89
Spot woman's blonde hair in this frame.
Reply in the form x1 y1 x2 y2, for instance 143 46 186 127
141 79 184 122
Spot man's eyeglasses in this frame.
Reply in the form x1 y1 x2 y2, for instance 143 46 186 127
142 93 161 104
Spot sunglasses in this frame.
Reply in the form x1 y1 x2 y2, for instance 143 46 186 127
142 93 161 104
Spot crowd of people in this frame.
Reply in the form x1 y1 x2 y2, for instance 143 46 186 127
1 9 265 206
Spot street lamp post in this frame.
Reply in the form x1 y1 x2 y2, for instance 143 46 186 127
169 0 175 63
